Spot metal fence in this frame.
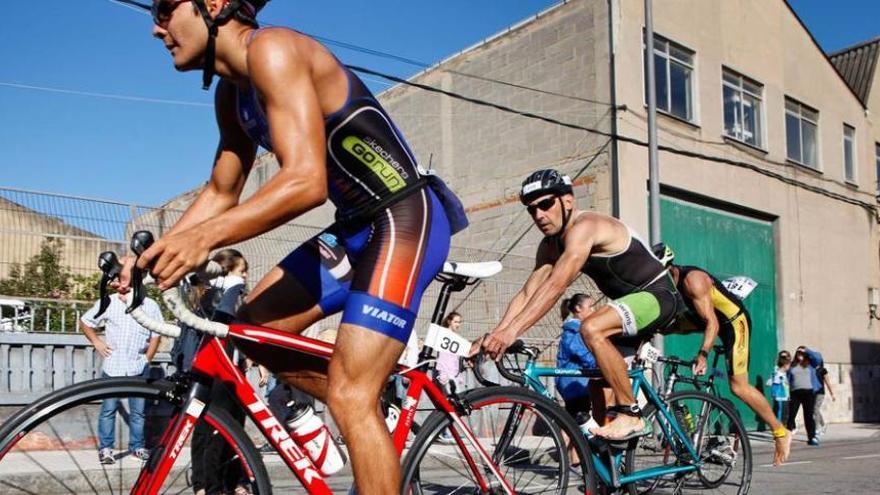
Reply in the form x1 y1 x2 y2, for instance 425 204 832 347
0 186 602 403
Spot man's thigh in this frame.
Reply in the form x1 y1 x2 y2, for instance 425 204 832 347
239 266 326 333
328 323 405 402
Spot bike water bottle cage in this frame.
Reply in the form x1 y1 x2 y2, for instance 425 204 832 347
609 404 642 417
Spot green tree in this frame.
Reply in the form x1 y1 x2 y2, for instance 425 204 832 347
0 238 72 298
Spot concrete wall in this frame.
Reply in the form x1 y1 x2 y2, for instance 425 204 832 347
378 0 614 257
613 0 880 421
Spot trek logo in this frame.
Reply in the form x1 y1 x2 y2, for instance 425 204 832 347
169 417 195 460
342 136 406 192
246 394 321 485
361 304 408 329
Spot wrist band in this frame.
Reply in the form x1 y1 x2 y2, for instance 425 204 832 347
772 426 788 439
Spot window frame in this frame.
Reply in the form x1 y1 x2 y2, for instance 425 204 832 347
843 124 857 185
874 142 880 197
643 31 698 125
721 67 766 150
784 97 821 170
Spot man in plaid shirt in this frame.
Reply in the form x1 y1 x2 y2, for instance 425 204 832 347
80 292 162 464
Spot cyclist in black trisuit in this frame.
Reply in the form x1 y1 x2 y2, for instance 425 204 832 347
116 2 466 493
479 170 679 441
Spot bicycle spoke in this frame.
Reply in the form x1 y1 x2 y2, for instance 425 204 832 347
84 407 116 495
47 419 101 495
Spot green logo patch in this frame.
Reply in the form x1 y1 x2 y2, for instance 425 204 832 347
342 136 405 192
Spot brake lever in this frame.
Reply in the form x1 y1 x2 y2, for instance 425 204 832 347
126 230 155 314
95 251 123 317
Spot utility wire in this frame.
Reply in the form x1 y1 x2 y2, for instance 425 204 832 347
0 82 212 107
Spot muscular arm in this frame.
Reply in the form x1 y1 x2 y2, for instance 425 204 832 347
196 33 328 247
505 222 593 338
684 272 720 355
167 81 258 236
493 242 554 331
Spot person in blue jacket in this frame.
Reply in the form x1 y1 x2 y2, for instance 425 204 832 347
556 293 597 468
556 294 597 420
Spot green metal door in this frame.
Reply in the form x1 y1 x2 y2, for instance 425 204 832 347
660 196 777 429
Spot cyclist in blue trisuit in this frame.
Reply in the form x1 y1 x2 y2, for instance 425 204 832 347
116 2 466 493
479 169 679 442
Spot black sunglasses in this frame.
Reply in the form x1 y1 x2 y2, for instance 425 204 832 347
152 0 192 27
526 197 558 215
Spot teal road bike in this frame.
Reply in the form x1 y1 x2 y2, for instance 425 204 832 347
474 341 752 495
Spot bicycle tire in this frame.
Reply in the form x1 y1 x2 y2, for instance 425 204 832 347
401 386 597 494
628 390 752 495
0 377 272 495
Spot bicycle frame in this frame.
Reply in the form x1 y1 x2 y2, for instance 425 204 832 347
521 361 702 488
661 344 727 397
133 322 513 495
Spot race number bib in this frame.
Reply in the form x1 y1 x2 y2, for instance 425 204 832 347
424 323 471 357
721 276 758 300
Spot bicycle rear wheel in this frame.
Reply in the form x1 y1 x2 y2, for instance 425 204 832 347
628 390 751 495
0 377 271 495
401 386 597 494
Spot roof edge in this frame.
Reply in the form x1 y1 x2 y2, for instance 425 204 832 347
829 35 880 58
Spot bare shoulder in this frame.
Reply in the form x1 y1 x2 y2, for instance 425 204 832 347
683 268 713 295
570 211 621 245
247 28 313 70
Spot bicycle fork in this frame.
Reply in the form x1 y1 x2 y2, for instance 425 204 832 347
131 380 213 495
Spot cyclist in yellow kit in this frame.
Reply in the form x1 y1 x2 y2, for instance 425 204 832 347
658 244 792 466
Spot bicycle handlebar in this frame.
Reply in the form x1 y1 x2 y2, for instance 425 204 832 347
96 231 230 339
471 339 538 386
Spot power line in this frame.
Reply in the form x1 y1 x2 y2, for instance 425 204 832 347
0 81 212 107
110 0 150 12
304 32 614 107
347 64 878 217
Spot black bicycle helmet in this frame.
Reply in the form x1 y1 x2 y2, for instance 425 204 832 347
519 169 573 205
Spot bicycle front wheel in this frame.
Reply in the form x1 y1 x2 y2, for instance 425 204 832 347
0 377 271 495
628 390 751 495
401 386 597 494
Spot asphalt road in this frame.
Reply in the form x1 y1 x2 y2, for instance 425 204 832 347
266 435 880 494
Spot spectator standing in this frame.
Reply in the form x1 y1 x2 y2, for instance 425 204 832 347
557 294 597 467
767 351 791 421
436 312 467 393
80 292 161 464
787 348 820 446
180 249 254 495
556 294 597 420
814 363 835 437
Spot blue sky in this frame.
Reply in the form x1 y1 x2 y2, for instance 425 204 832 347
1 0 878 207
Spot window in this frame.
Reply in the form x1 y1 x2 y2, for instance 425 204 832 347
722 68 764 148
644 33 695 122
785 98 819 169
875 143 880 196
843 124 856 183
